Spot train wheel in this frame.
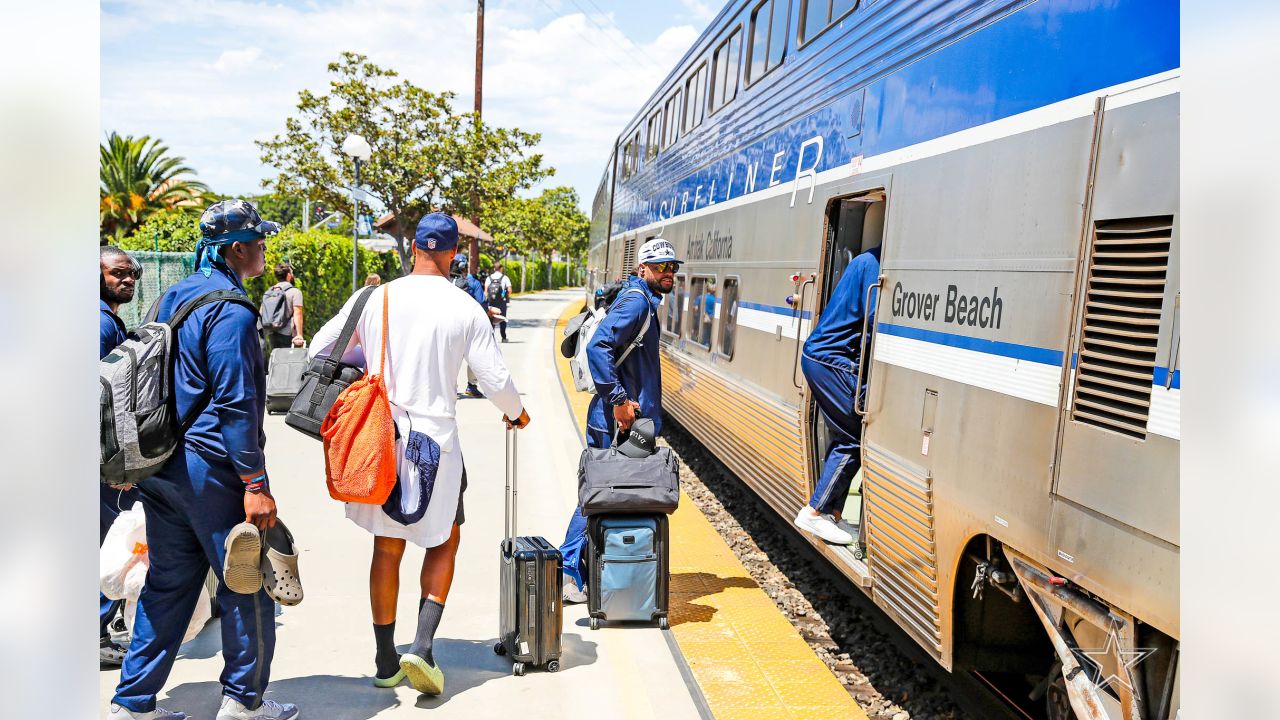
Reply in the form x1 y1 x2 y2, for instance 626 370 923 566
1045 670 1075 720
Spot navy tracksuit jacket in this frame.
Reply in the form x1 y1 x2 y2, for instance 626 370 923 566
112 265 276 713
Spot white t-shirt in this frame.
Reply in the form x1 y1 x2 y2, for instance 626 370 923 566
309 274 523 546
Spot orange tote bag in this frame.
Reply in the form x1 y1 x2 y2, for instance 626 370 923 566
320 285 397 504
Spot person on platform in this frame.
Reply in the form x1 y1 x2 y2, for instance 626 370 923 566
484 264 513 342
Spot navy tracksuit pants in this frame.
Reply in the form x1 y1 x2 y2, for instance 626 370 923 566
101 485 140 638
558 425 610 590
112 449 276 713
801 354 864 516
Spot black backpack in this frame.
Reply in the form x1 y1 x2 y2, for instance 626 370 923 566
486 277 506 303
453 274 470 291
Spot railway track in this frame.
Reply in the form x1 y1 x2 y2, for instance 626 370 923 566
662 415 1043 720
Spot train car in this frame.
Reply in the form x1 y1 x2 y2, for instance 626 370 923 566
587 1 1179 718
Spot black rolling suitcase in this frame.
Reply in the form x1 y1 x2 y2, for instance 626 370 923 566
587 513 670 630
493 428 564 676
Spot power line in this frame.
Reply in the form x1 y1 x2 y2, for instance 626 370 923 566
533 0 645 76
564 0 667 72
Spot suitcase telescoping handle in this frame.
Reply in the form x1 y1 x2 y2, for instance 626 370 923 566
503 427 518 553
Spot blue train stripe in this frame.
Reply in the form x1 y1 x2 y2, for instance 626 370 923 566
877 323 1062 366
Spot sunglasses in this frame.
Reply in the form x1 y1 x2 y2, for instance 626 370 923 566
646 261 680 274
108 267 142 280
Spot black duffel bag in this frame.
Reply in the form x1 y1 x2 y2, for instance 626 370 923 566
578 425 680 515
285 285 376 441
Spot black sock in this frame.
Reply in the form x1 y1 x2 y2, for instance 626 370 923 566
408 599 444 665
373 622 399 678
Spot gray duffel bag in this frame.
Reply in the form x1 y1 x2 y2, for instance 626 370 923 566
578 432 680 515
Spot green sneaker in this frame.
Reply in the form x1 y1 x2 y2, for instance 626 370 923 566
399 652 444 695
372 668 406 688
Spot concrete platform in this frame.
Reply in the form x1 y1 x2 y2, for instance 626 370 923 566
100 289 702 719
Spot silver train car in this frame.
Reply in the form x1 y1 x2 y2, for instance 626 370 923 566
586 1 1179 718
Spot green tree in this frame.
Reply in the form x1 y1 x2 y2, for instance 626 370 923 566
100 132 208 243
258 52 551 272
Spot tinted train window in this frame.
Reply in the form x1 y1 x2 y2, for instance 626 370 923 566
748 0 789 84
646 110 662 160
688 276 716 348
684 63 708 133
801 0 856 44
710 27 742 114
662 89 683 149
719 278 739 358
674 276 687 338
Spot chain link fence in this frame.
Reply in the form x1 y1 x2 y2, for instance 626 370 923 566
119 251 195 329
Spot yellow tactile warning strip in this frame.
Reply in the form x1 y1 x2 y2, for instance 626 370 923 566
553 300 868 720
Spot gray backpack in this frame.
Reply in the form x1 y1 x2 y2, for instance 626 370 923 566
260 282 292 332
99 290 257 486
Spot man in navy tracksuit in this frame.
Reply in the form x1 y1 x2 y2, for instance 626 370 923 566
100 246 143 665
558 238 681 603
794 245 881 547
110 201 298 720
451 252 491 397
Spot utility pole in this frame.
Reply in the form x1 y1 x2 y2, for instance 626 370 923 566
469 0 484 277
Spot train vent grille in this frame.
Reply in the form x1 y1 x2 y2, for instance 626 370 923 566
1071 216 1173 439
863 446 942 660
621 237 638 274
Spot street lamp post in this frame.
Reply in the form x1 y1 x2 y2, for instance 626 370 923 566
341 133 373 292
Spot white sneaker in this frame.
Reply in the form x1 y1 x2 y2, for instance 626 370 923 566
108 704 188 720
794 508 854 545
562 580 587 604
216 697 299 720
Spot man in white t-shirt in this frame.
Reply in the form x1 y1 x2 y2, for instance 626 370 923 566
483 265 513 342
309 212 530 697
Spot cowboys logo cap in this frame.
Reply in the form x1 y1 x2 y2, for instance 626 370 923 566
616 417 658 459
415 212 459 252
637 237 682 266
198 199 280 240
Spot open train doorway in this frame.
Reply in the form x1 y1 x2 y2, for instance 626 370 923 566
805 192 886 562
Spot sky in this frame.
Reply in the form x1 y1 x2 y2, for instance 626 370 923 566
101 0 723 214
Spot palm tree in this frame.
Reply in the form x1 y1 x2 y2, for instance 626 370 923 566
100 132 209 243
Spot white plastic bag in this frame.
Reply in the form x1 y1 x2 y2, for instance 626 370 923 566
100 502 148 601
101 501 213 644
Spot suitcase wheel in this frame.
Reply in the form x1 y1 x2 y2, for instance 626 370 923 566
545 659 560 673
512 662 526 677
493 641 506 656
658 616 669 630
589 617 600 631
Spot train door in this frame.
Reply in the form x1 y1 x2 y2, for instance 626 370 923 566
804 192 886 558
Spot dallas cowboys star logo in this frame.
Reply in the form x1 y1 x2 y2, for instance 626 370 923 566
1071 624 1155 694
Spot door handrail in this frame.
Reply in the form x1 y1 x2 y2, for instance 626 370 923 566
790 274 816 389
854 275 885 417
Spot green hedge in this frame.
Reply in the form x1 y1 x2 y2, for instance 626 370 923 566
118 217 401 338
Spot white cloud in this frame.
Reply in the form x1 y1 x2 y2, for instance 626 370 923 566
101 0 701 211
209 47 262 73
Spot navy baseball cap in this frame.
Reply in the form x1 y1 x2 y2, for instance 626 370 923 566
199 199 279 241
415 213 459 252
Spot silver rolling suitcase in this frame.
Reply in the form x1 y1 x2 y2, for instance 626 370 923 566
266 347 309 414
493 429 564 676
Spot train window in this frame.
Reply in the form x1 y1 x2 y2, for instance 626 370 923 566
748 0 790 85
662 89 683 149
646 109 662 160
800 0 856 44
688 276 716 348
621 139 634 179
673 276 687 338
683 62 708 133
710 27 742 114
718 278 739 358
